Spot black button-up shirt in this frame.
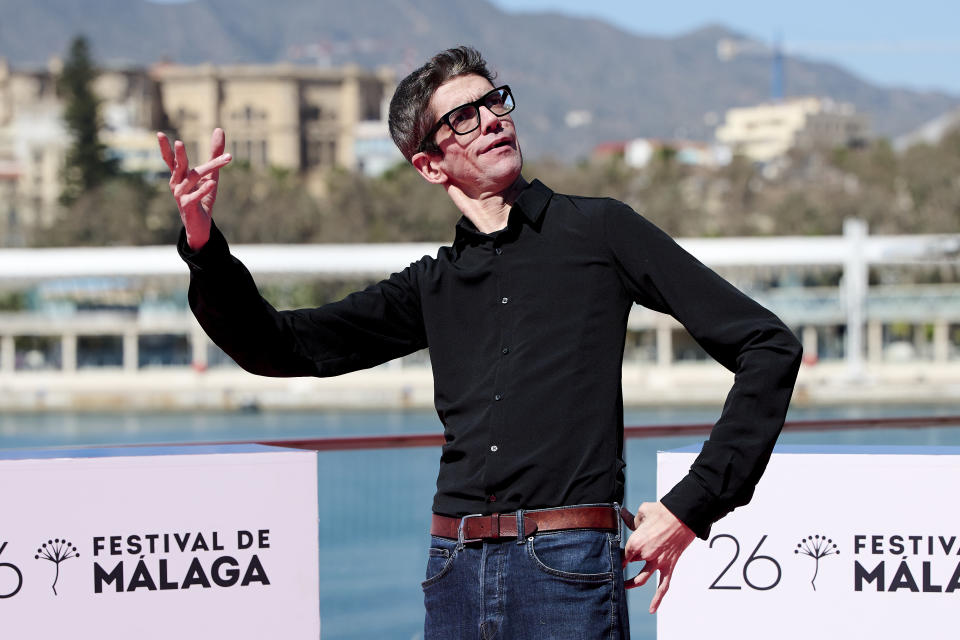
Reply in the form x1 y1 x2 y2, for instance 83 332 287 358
179 179 802 539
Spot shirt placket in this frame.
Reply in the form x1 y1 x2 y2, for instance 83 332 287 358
484 235 513 511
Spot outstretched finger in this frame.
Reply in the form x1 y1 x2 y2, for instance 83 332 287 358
193 153 233 178
173 140 189 183
180 178 218 211
208 128 226 181
649 572 672 613
157 132 176 173
173 154 232 199
624 561 656 590
209 128 225 160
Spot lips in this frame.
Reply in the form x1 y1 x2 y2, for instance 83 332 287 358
481 137 515 154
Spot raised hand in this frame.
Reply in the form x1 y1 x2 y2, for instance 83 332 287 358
622 501 696 614
157 128 232 250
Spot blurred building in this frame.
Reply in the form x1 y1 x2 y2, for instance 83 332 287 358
0 57 69 240
590 140 627 161
592 138 731 168
354 118 404 177
0 58 398 245
0 160 18 244
624 138 731 168
715 97 870 162
153 62 396 173
96 68 169 179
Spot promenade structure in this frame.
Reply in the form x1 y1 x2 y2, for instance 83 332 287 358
0 224 957 410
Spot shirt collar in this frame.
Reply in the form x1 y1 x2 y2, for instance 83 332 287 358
453 179 553 243
513 179 552 225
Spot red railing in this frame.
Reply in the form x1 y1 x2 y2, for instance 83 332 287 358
255 414 960 452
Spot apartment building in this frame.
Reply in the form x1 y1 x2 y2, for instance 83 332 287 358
0 58 398 245
715 97 870 162
0 57 69 238
152 62 396 173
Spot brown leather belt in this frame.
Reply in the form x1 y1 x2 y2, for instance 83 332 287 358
431 505 621 543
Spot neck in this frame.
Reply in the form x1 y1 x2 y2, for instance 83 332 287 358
447 175 528 234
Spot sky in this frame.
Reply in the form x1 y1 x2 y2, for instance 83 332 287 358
489 0 960 95
147 0 960 95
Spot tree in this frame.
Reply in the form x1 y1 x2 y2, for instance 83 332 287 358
43 175 164 246
58 35 117 205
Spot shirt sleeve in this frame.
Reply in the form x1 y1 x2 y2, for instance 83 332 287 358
177 222 429 378
600 200 803 539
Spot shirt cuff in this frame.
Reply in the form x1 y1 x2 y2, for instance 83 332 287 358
660 473 720 540
177 222 231 272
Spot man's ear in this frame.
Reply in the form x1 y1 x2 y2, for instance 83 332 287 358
411 150 447 185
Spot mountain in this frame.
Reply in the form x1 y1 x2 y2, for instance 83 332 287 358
2 0 957 159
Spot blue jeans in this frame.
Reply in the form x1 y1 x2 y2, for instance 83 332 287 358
423 504 629 639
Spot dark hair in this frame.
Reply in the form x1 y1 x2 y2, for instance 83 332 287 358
388 46 496 161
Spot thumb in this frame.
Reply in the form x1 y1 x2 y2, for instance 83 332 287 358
634 502 651 529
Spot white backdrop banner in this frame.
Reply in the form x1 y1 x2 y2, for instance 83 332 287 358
0 444 319 639
656 444 960 640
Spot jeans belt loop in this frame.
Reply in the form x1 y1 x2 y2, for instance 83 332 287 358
516 508 525 545
612 502 622 543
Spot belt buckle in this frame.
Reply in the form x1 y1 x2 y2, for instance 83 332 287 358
458 513 489 544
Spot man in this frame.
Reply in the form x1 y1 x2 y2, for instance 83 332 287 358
159 46 801 639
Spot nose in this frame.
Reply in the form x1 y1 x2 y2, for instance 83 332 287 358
479 104 505 134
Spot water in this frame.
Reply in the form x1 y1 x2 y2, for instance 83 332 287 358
3 404 960 638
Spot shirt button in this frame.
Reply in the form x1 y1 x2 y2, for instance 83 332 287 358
490 445 498 452
501 347 509 355
494 394 502 401
501 297 509 304
488 495 497 502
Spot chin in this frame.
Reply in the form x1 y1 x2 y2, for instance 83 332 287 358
494 147 523 182
487 163 523 193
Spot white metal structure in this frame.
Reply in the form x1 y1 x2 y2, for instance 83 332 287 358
1 228 957 283
0 222 957 399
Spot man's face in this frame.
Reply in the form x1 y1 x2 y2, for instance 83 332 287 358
421 74 522 196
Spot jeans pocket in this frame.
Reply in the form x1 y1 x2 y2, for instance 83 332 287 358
526 530 616 583
421 537 456 589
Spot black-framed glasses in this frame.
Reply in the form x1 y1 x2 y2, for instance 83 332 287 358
418 85 515 152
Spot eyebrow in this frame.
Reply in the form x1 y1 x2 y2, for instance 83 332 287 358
439 97 476 114
442 87 495 112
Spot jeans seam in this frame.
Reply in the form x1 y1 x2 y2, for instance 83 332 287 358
495 543 505 637
421 554 455 589
478 541 487 636
422 539 457 589
608 534 618 640
526 533 616 583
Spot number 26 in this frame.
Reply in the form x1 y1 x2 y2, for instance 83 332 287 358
708 534 781 591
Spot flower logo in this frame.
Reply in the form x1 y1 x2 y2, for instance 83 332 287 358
794 534 839 591
35 538 80 595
